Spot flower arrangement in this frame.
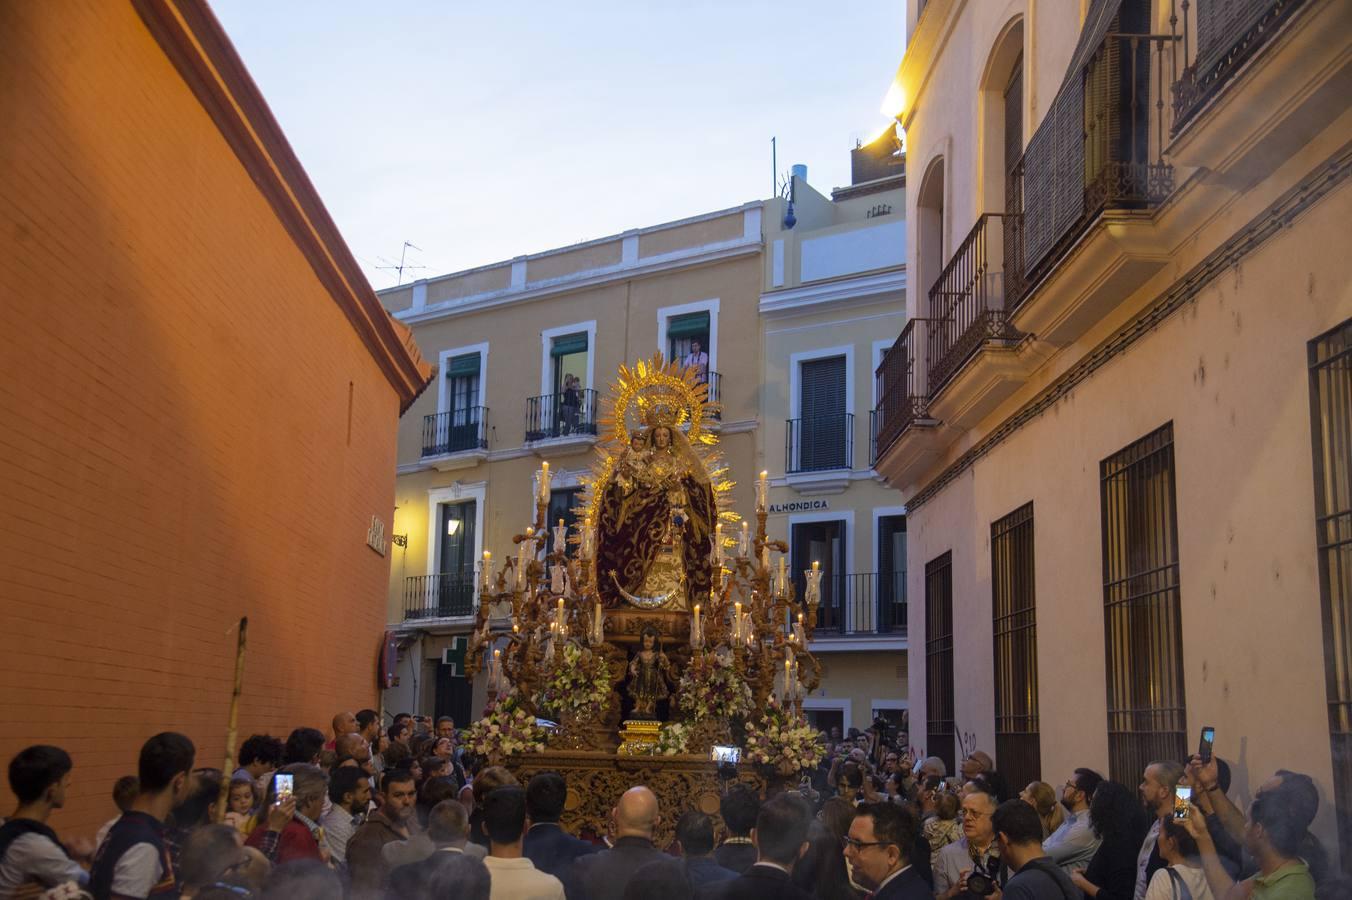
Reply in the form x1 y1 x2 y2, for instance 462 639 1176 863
465 693 547 761
675 650 752 722
743 700 823 774
535 642 612 722
655 721 692 756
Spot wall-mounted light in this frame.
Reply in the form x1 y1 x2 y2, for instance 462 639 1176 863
446 519 461 536
391 534 408 548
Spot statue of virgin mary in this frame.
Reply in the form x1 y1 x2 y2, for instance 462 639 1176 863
596 415 715 609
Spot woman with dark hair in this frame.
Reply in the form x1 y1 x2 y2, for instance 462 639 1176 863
793 797 862 900
1072 781 1150 900
1144 819 1215 900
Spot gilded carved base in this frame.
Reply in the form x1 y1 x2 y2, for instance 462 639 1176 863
504 751 764 847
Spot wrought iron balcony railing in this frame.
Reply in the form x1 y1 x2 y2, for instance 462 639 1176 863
1006 20 1177 312
703 371 722 420
525 389 598 442
421 407 488 458
786 413 854 474
1172 0 1309 134
927 213 1021 395
874 318 939 459
404 573 476 620
790 571 908 637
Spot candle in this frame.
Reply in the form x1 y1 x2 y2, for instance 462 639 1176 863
592 600 603 645
756 470 769 510
553 518 567 556
481 550 492 590
711 523 723 565
759 544 769 572
777 556 787 591
739 521 750 557
557 597 565 622
692 603 702 649
539 462 551 504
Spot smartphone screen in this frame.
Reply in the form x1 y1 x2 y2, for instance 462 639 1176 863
275 773 294 803
1173 785 1192 818
1199 726 1215 763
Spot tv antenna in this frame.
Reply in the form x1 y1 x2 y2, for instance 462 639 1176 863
375 241 427 285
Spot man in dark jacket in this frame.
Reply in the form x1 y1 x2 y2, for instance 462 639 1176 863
713 785 759 874
672 810 737 887
523 772 598 879
697 793 814 900
566 786 666 900
992 800 1080 900
844 801 932 900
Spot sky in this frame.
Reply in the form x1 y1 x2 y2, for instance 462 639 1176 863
211 1 907 290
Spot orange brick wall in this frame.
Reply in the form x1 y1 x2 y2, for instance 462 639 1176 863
0 2 402 837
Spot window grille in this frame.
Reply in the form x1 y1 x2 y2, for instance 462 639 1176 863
1100 423 1187 782
1308 318 1352 873
992 502 1039 789
925 551 956 774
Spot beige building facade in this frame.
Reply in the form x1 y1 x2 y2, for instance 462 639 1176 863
377 205 764 722
759 161 911 737
875 0 1351 863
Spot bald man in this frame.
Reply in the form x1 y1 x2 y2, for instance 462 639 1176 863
324 711 358 751
566 786 666 900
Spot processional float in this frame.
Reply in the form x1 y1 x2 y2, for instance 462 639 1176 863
463 355 825 838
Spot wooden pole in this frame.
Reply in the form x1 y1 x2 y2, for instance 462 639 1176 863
214 616 248 824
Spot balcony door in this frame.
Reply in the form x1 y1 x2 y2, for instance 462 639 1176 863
444 352 481 453
792 519 846 631
547 332 588 438
437 500 477 616
878 514 907 633
799 356 848 470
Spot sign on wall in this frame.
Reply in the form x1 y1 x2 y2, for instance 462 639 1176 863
768 499 830 514
366 516 387 556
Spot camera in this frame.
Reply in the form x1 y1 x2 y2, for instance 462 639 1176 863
966 873 997 897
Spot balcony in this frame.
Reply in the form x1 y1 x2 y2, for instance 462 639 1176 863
785 414 854 493
1002 25 1177 346
420 407 489 471
525 389 598 454
1172 0 1312 135
873 319 946 486
793 571 907 648
403 573 476 621
703 371 723 422
925 214 1048 429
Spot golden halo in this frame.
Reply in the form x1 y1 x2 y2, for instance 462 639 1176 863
601 353 710 444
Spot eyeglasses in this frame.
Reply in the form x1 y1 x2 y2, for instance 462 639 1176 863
841 836 896 851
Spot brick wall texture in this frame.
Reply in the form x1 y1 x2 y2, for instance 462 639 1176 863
0 1 403 836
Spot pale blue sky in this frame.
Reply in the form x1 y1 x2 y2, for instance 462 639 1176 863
212 1 906 289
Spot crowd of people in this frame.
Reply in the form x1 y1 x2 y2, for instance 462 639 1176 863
0 713 1345 900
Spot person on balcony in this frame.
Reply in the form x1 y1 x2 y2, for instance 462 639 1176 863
683 339 709 383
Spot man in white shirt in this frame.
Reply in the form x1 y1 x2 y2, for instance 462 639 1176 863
683 340 709 382
844 802 931 900
0 745 91 896
1044 768 1104 873
481 785 563 900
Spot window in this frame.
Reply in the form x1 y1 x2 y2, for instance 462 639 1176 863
531 324 597 441
550 332 588 395
667 311 710 380
1100 423 1186 783
878 514 907 633
546 487 584 558
792 519 847 632
925 551 955 773
441 352 484 453
1309 318 1352 868
792 355 851 472
992 502 1039 790
435 500 477 617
